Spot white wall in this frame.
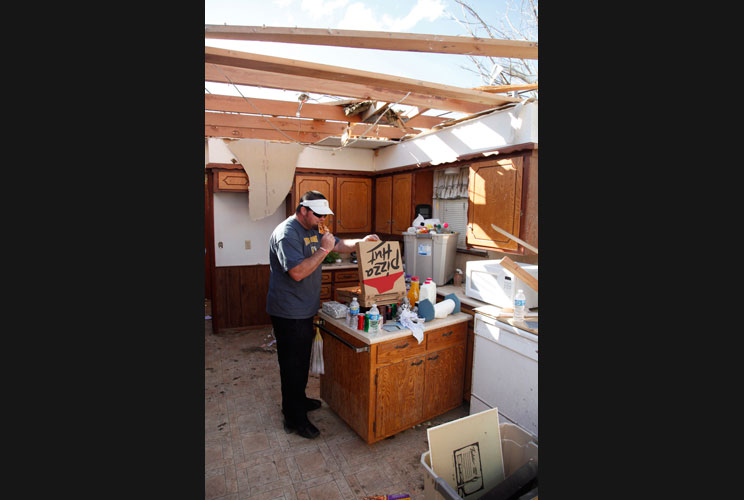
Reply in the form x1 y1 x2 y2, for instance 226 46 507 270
213 191 287 267
374 100 538 171
208 138 375 171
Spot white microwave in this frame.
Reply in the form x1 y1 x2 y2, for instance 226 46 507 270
465 259 538 309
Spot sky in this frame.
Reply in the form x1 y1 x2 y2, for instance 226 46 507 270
204 0 533 112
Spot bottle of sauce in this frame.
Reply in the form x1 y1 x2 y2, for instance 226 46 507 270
407 276 420 305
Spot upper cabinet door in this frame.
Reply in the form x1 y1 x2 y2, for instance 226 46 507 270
336 177 372 233
391 173 413 234
294 174 335 232
467 157 523 252
374 176 393 234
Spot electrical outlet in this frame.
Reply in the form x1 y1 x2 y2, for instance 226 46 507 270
244 240 251 250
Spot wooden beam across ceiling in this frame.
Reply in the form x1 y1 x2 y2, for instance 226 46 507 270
206 63 496 115
204 46 520 108
205 111 419 139
204 25 538 60
205 93 448 130
205 125 332 143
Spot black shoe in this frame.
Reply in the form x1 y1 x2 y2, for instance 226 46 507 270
283 419 320 439
305 398 322 411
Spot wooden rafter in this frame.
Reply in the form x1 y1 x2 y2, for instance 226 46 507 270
205 125 331 143
205 46 520 107
205 93 448 130
206 94 363 122
205 111 419 139
472 83 538 93
206 63 502 115
204 25 538 59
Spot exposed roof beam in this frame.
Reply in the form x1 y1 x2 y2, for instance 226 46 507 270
204 25 538 59
206 93 446 130
205 125 332 143
206 63 496 114
205 94 363 122
472 83 539 93
205 111 418 139
205 46 520 107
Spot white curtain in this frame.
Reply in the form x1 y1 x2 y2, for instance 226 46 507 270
433 167 469 199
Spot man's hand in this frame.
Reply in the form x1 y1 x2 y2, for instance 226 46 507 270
321 231 336 252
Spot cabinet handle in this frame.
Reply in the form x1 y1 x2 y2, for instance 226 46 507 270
427 354 439 361
314 323 369 353
442 331 453 337
411 360 423 366
395 342 409 349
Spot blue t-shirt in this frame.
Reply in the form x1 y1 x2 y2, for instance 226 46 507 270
266 215 339 319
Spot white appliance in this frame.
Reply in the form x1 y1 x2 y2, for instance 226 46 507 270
465 259 538 309
470 307 538 436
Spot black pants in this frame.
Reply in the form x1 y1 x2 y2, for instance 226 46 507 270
270 315 314 425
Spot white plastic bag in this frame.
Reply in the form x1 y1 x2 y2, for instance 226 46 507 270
310 327 324 375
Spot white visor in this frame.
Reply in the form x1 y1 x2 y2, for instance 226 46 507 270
300 199 334 215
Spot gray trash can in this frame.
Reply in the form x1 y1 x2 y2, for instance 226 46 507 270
403 232 458 286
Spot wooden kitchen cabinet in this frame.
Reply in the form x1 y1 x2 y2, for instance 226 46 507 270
320 271 332 302
436 293 476 403
374 173 412 235
374 176 392 234
467 156 524 252
318 314 468 443
336 177 372 233
294 174 372 234
294 174 335 232
392 173 413 234
215 169 250 192
332 268 360 302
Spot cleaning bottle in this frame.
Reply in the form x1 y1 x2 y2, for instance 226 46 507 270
407 276 420 305
368 304 380 334
514 289 526 321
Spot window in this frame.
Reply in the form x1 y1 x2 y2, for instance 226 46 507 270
432 167 469 249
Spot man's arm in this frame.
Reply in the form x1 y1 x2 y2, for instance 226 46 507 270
333 234 380 253
287 231 336 281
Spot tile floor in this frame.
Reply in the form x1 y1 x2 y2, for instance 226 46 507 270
204 301 470 500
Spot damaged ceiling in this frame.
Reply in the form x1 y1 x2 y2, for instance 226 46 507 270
205 25 538 150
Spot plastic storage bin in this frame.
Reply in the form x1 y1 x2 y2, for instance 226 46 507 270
420 421 538 500
403 232 458 286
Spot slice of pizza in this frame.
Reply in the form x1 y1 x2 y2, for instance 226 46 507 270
318 222 329 234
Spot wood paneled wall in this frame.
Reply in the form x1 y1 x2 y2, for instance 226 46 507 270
212 264 271 332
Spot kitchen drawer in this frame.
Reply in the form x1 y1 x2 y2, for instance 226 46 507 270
426 322 467 352
334 269 359 282
376 335 426 365
322 271 332 284
320 284 332 299
216 170 249 191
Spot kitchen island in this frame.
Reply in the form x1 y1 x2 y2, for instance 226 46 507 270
316 310 471 444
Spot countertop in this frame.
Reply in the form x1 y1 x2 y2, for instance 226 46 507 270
436 284 494 309
317 310 471 345
321 261 358 271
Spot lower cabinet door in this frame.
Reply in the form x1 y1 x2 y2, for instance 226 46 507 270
423 344 466 417
375 354 425 438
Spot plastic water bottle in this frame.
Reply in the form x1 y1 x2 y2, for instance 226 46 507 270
348 297 359 326
368 304 380 334
514 289 526 321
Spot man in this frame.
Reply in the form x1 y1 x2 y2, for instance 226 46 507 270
266 190 380 439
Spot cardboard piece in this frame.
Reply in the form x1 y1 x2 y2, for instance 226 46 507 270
426 407 505 500
355 240 406 307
